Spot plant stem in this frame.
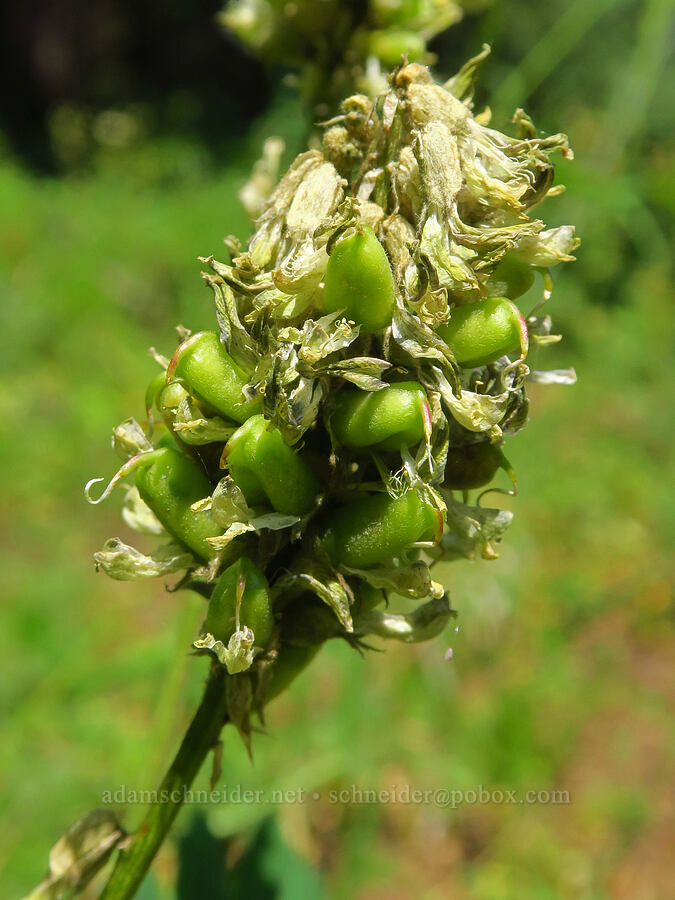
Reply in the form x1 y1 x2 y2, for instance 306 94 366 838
99 666 229 900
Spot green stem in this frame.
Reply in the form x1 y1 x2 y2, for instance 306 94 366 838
99 666 229 900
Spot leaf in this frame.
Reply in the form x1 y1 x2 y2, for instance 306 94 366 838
285 311 359 368
262 345 324 444
206 477 256 528
247 152 344 270
239 135 285 219
444 389 509 433
201 480 300 548
529 334 562 347
413 387 449 485
415 123 464 213
415 213 479 299
249 512 301 531
286 161 345 236
271 242 327 299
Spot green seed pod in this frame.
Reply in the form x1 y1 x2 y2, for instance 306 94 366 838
437 297 529 367
224 414 319 516
366 30 426 68
154 380 237 448
371 0 423 28
156 380 189 430
352 582 386 616
135 446 221 561
167 331 261 423
278 593 344 648
491 254 536 299
156 379 187 410
321 490 442 568
264 644 321 703
321 225 396 333
145 371 167 416
153 427 181 451
205 557 274 649
444 443 509 491
330 381 430 451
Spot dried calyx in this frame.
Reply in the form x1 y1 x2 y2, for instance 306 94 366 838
89 53 577 732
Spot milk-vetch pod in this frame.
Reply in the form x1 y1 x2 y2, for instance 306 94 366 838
330 382 430 451
321 490 442 568
167 331 261 423
224 415 319 516
133 446 222 561
204 557 274 650
321 225 396 333
437 297 528 367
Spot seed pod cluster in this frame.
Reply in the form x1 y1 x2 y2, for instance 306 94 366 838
89 55 577 723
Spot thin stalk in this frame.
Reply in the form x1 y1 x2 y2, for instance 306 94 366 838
99 666 229 900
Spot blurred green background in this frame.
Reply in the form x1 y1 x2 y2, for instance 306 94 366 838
1 0 673 897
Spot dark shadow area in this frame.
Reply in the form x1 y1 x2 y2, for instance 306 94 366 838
0 0 269 171
177 814 323 899
177 813 229 899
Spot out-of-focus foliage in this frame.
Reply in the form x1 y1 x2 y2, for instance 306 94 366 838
1 0 673 897
220 0 485 114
